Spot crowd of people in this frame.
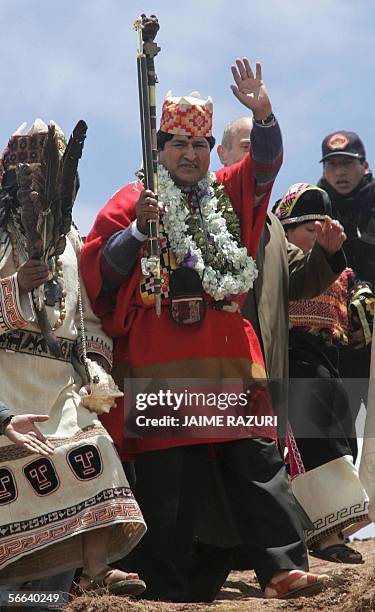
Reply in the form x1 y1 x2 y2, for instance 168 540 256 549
0 55 374 609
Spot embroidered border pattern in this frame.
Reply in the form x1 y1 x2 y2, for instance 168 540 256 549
0 489 143 567
75 336 113 368
287 424 305 475
305 500 369 546
0 487 136 538
0 277 26 334
0 328 73 362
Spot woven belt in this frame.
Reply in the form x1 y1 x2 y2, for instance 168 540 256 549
0 329 74 362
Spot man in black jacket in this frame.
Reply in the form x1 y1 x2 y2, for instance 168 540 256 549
317 130 375 405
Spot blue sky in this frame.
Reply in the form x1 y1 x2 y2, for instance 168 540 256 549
2 0 375 537
2 0 375 234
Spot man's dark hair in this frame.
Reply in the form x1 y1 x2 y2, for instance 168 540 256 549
157 131 215 151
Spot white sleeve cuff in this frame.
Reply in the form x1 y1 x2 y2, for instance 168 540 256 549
130 220 148 242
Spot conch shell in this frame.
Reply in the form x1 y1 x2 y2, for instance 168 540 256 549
79 358 123 414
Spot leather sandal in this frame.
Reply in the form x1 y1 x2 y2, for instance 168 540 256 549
79 568 146 596
266 570 327 599
309 543 364 564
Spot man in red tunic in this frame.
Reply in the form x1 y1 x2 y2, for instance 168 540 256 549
81 58 328 601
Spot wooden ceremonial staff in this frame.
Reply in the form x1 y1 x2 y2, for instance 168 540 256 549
134 14 162 317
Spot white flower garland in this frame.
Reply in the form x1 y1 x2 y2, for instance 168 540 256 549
158 165 258 300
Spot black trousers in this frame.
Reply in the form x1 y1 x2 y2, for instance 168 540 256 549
289 358 358 465
120 438 307 602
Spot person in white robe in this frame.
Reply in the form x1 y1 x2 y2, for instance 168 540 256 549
0 120 146 597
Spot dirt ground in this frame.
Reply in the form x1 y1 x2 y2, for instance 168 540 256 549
64 539 375 612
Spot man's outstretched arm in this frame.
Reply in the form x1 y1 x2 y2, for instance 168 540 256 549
230 57 282 204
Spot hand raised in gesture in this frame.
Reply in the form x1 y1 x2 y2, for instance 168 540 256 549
230 58 272 121
315 216 346 256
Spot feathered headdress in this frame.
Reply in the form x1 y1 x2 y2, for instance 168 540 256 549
6 119 88 357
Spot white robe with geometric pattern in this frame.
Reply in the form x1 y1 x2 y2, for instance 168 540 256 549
0 226 145 583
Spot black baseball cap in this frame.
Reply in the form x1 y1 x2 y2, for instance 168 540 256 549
320 131 366 163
